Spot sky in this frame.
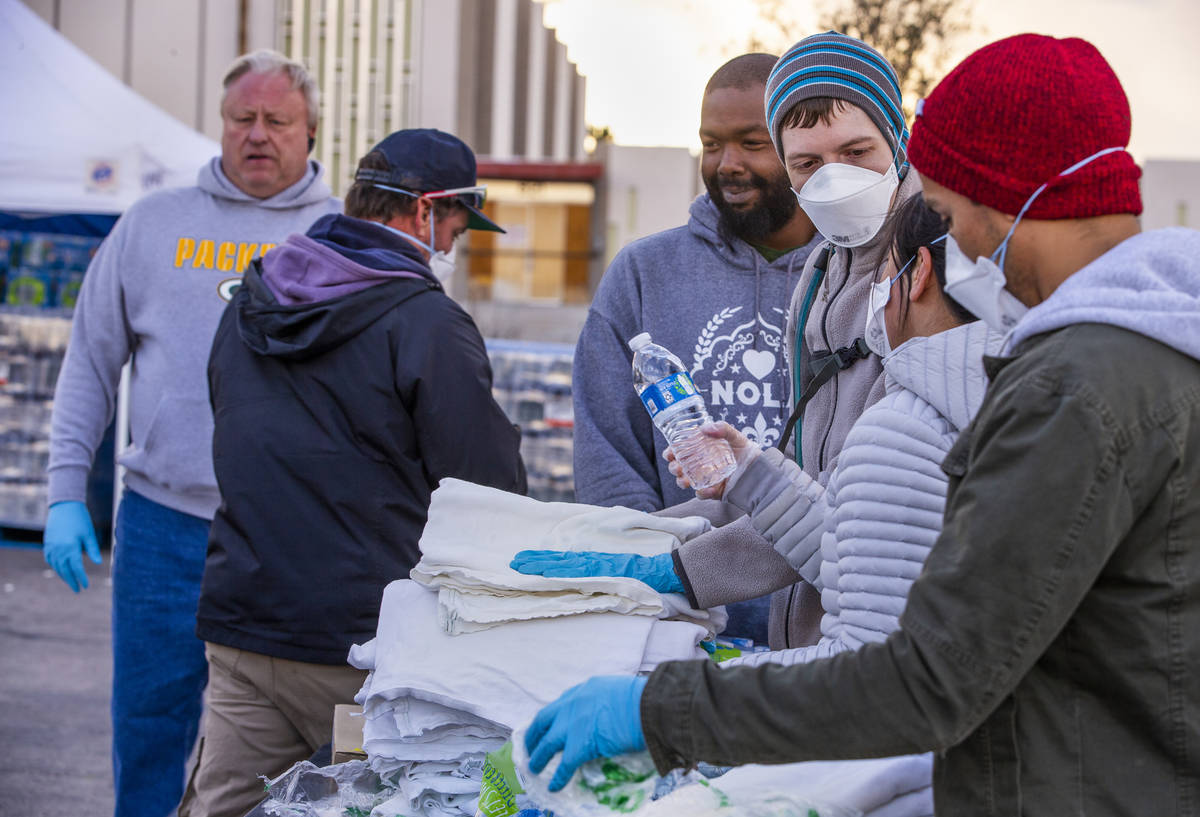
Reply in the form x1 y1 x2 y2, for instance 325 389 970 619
541 0 1200 163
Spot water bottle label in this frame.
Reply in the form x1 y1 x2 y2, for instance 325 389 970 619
639 372 698 418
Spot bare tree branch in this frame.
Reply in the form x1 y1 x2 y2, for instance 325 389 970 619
746 0 976 115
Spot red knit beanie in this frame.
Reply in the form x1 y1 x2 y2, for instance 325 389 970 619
908 34 1142 218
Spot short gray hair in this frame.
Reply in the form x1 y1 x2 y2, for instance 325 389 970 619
221 49 319 130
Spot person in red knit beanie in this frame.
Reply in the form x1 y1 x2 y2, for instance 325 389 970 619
515 32 1200 817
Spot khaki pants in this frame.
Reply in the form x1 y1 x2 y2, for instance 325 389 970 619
178 642 367 817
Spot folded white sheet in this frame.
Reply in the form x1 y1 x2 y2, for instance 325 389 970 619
354 580 703 730
351 579 710 816
410 479 722 634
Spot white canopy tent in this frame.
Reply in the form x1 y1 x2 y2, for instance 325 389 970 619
0 0 219 216
0 0 220 536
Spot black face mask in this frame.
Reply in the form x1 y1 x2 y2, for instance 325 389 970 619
703 165 799 245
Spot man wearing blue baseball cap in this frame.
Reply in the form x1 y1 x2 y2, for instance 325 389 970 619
180 129 525 817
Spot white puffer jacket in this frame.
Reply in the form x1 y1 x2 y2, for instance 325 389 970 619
723 320 1002 668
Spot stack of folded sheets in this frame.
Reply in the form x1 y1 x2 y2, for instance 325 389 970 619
409 478 727 635
348 481 727 815
350 579 710 813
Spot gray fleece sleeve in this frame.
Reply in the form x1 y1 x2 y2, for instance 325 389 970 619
722 447 827 584
47 221 133 506
671 516 801 609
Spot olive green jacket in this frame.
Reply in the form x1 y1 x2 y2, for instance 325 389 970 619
642 323 1200 815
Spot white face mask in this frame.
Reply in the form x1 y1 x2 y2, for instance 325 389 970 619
942 146 1128 334
865 233 947 357
429 250 457 288
796 161 899 248
943 235 1029 332
865 266 903 357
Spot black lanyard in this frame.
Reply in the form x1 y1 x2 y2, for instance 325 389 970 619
777 245 872 462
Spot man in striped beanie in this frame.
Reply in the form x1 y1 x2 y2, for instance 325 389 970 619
534 41 919 654
765 33 922 484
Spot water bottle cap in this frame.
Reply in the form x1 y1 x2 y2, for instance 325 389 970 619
628 332 652 351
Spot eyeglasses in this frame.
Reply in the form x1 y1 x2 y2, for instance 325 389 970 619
423 185 487 209
365 181 487 210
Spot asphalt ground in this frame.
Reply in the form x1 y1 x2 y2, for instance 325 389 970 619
0 542 115 815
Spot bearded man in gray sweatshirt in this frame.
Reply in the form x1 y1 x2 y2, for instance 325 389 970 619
569 53 822 642
41 50 340 817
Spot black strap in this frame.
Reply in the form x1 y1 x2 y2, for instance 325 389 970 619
788 246 832 465
777 337 871 454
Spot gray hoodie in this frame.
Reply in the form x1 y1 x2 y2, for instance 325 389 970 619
1005 227 1200 357
572 193 821 512
47 158 341 519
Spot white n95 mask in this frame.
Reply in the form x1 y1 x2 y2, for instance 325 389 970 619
943 235 1028 332
942 146 1128 334
864 233 948 357
796 162 899 248
429 250 457 288
864 266 903 357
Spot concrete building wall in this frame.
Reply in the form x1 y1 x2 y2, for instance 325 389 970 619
22 0 275 142
600 144 700 267
1141 159 1200 230
411 0 461 134
23 0 588 180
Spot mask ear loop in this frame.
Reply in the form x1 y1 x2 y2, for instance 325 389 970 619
993 146 1127 272
371 183 437 256
888 233 947 288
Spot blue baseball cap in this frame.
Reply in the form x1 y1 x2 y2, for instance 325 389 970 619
354 128 504 233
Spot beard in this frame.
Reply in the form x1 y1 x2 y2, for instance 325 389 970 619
703 166 799 245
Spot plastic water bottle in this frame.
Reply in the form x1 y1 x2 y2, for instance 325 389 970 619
628 332 736 490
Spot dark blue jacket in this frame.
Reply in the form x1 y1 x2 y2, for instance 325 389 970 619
197 215 526 663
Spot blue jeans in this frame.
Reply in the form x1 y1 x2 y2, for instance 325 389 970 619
112 491 210 817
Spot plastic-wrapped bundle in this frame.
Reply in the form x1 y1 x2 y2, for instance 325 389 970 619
510 735 863 817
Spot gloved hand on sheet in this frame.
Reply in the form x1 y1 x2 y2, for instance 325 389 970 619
525 675 648 792
43 500 101 593
510 550 685 595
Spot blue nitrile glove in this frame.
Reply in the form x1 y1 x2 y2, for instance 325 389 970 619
526 675 648 792
43 500 101 593
510 550 685 595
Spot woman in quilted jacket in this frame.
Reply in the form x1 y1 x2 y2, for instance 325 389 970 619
699 192 1003 668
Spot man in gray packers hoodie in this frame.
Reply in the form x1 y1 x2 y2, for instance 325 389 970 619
42 50 340 817
571 53 821 641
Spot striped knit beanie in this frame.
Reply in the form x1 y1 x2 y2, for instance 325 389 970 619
765 32 908 171
908 34 1142 218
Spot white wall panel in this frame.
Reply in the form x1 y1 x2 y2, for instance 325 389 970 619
59 0 127 81
200 0 241 139
128 0 202 128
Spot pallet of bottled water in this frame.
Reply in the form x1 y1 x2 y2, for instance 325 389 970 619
486 339 575 504
0 312 70 529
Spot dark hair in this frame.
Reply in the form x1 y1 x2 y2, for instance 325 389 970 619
776 97 850 133
344 150 461 223
705 53 779 95
879 193 976 325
